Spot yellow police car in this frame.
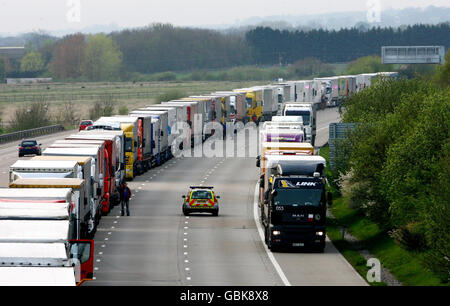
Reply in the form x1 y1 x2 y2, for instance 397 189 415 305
182 186 220 216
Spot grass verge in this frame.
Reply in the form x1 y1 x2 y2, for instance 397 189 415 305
320 145 446 286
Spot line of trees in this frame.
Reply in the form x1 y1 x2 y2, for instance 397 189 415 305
1 23 449 82
246 23 450 64
333 60 449 281
49 33 122 81
110 23 252 76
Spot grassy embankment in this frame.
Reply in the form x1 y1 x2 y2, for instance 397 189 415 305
320 145 445 286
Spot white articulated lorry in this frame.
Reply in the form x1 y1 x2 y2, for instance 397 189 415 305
7 178 95 239
213 91 249 125
9 160 80 182
163 101 202 147
73 129 126 189
314 77 339 107
30 155 96 222
125 113 155 173
282 102 317 147
42 146 106 221
0 190 94 286
251 86 275 122
128 110 170 162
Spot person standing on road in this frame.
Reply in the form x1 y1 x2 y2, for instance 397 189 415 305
120 183 131 216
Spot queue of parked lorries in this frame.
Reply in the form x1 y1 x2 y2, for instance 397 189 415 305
256 111 329 252
255 72 398 252
0 71 397 286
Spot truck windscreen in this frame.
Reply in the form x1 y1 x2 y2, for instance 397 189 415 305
125 138 133 152
246 98 253 109
285 110 310 125
274 189 322 207
273 178 324 206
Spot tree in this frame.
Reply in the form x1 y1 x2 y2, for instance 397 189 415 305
9 101 51 131
0 57 5 80
246 24 450 65
110 23 251 74
20 52 45 73
49 33 86 79
38 39 57 68
346 55 393 75
0 55 12 79
83 34 122 81
289 57 334 78
435 50 450 87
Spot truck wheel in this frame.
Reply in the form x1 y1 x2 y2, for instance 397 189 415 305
315 240 326 253
183 209 190 216
264 226 271 249
212 209 219 217
270 245 280 253
314 246 325 253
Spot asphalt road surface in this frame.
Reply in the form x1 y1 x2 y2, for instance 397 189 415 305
0 107 367 286
86 107 366 286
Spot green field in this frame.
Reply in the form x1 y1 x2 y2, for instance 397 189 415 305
0 80 263 130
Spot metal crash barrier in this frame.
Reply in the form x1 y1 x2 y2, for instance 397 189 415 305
0 125 65 145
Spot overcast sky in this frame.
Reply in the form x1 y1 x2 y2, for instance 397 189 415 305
0 0 449 34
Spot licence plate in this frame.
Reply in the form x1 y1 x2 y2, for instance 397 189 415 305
292 243 304 247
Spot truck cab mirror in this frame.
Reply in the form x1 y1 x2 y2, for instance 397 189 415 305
327 192 333 207
98 174 104 188
182 195 186 198
161 131 164 137
256 156 261 168
216 196 220 199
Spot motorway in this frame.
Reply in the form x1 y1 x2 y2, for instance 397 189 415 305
0 107 367 286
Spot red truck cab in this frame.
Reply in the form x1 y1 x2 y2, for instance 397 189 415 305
79 120 94 131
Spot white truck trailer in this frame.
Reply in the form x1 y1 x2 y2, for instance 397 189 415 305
42 146 105 221
129 110 170 162
282 102 317 147
0 194 94 286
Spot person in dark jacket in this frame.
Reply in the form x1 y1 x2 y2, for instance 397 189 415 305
120 183 131 216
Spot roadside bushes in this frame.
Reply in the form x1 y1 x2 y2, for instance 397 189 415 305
55 101 79 128
88 93 116 121
8 101 51 131
335 77 449 281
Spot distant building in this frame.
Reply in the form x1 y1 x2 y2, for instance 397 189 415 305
0 46 26 61
6 78 53 85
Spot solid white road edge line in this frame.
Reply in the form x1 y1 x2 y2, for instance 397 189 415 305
253 182 291 286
